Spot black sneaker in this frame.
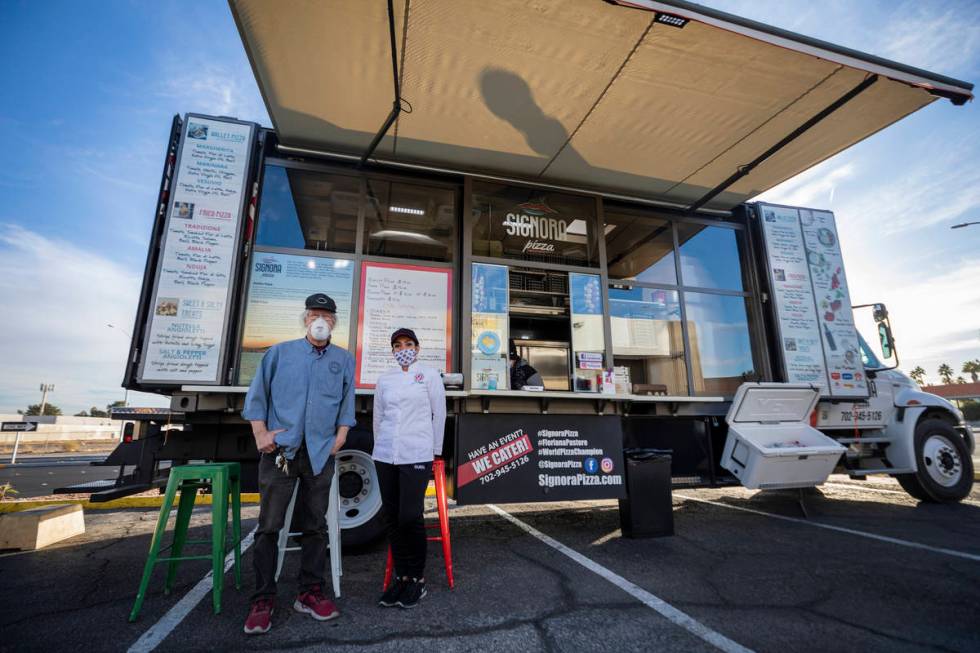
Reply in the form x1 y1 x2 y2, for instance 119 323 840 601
397 579 427 608
378 578 409 607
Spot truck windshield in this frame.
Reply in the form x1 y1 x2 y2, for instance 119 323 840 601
858 333 883 370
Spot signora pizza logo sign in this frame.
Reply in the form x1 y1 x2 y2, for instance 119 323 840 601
503 199 572 254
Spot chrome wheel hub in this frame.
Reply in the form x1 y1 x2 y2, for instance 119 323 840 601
922 434 962 488
335 449 382 529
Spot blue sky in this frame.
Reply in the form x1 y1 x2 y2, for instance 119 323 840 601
0 0 978 413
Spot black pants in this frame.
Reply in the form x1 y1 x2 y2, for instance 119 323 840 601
252 446 334 600
376 460 432 579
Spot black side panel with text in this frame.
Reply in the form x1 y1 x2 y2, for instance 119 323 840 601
454 414 625 504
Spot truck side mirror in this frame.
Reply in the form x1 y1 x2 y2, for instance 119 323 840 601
878 323 894 359
872 303 888 323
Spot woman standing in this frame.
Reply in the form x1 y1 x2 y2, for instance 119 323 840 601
372 327 446 608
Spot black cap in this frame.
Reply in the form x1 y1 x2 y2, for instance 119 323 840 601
390 328 419 346
305 293 337 313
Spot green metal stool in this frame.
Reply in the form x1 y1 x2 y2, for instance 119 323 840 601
129 462 242 621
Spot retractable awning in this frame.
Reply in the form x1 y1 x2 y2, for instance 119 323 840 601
229 0 973 211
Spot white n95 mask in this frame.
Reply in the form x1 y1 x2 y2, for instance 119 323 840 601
309 317 331 341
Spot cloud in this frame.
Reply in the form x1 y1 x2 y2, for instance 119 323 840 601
756 160 857 209
156 63 269 126
0 224 167 414
877 3 980 77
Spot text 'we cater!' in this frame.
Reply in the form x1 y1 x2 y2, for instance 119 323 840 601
457 429 533 487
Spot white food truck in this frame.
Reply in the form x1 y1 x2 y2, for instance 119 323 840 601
80 0 975 544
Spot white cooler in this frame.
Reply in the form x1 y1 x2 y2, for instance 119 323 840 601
721 383 846 490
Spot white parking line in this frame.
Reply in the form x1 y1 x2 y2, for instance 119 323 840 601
676 494 980 563
488 504 755 653
127 526 258 653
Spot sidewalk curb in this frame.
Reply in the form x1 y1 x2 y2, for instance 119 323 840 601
1 484 436 512
0 493 262 513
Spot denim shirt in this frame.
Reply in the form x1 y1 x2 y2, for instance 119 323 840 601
242 338 356 475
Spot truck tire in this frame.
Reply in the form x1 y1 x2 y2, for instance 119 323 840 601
336 429 386 548
899 418 974 503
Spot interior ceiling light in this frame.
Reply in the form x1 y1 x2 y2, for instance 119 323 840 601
389 206 425 215
655 12 688 28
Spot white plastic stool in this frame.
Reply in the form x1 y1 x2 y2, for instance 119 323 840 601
274 460 342 597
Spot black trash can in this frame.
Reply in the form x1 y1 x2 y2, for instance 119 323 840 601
618 449 674 538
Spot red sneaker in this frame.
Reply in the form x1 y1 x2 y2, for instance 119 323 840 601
294 585 340 621
243 598 274 635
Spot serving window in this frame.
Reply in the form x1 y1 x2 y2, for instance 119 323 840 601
363 179 456 262
255 165 359 253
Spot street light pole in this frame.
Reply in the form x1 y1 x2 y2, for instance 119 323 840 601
38 383 54 416
951 221 980 229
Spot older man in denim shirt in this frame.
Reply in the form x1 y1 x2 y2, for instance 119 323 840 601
241 292 356 635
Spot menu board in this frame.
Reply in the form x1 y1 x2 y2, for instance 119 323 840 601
238 253 354 385
799 209 867 397
471 263 509 390
139 115 255 384
759 206 829 390
355 262 452 388
759 203 867 397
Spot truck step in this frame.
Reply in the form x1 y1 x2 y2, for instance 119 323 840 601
836 437 892 444
52 479 118 494
845 468 913 476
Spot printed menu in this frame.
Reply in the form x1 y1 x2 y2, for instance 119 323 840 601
758 203 867 397
799 209 868 397
355 262 452 387
471 263 509 390
139 115 255 383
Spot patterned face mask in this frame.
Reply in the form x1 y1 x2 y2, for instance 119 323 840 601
393 348 418 367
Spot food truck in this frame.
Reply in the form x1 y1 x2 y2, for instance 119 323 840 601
94 0 976 544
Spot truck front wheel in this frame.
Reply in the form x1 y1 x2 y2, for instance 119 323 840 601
336 430 386 548
897 418 974 503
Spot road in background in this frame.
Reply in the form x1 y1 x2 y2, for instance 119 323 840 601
0 455 118 498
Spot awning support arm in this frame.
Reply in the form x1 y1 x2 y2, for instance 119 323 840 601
359 0 403 168
686 74 878 212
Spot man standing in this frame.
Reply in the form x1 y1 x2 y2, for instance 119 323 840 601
241 293 356 635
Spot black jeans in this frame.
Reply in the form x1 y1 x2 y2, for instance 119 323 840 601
376 460 432 579
252 445 334 600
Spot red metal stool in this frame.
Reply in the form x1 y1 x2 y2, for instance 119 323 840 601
383 458 454 589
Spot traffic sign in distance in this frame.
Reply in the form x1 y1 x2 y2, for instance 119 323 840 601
1 422 38 432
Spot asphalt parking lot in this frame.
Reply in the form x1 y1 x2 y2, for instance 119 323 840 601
1 477 978 653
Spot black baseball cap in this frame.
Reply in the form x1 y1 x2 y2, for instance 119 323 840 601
390 328 419 346
305 293 337 313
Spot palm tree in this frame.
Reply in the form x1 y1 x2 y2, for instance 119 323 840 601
956 376 967 384
962 359 980 383
938 363 954 385
909 366 927 385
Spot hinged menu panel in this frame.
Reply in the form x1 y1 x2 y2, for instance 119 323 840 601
138 115 256 384
758 203 868 398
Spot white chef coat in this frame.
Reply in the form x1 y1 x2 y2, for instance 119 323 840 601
372 361 447 465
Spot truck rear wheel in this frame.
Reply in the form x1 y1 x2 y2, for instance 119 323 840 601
898 418 974 503
336 430 386 548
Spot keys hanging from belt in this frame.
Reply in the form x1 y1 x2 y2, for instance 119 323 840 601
274 446 290 476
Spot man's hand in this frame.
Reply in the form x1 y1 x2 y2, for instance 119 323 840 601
250 421 284 454
331 426 350 455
